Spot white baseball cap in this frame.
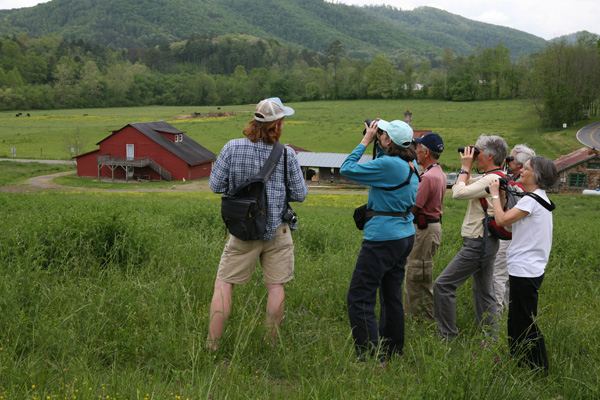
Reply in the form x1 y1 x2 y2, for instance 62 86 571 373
254 97 295 122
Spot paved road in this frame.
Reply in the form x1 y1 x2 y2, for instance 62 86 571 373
577 121 600 149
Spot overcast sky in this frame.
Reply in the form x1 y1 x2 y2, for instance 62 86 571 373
329 0 599 40
1 0 598 41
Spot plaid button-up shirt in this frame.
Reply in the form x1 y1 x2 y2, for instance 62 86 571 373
210 138 308 241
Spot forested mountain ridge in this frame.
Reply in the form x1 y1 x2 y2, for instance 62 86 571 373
0 0 547 59
363 6 547 58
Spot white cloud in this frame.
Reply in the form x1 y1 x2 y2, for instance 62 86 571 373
474 10 510 26
0 0 49 10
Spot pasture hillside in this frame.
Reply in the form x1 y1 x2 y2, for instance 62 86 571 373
0 161 598 398
0 100 589 172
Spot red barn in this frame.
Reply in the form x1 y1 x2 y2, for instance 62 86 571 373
75 121 216 181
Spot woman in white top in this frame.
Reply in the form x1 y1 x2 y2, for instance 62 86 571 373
488 156 558 372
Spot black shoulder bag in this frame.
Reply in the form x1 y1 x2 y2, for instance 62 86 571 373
220 142 284 240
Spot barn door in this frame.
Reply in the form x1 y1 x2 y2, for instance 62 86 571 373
126 144 134 160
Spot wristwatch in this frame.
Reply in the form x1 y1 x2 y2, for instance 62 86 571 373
491 195 500 200
458 169 469 175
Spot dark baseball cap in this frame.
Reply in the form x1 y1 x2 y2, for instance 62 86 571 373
414 132 444 153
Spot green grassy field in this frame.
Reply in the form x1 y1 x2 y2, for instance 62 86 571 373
1 101 599 399
1 160 599 399
1 100 591 172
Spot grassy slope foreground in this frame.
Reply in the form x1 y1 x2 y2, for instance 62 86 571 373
0 158 599 398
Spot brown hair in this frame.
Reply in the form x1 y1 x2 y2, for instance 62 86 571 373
243 118 283 144
386 142 417 162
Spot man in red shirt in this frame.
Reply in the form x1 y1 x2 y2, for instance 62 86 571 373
404 132 446 322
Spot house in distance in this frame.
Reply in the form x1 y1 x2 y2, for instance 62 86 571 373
553 147 600 192
75 121 215 182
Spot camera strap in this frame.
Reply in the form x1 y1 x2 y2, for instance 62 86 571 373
524 192 556 212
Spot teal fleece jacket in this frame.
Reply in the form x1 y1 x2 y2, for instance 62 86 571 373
341 144 419 242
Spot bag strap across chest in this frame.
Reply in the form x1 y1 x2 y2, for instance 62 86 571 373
251 142 284 183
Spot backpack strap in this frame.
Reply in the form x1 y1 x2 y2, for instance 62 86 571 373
283 147 292 217
284 146 289 194
252 142 284 182
380 161 421 191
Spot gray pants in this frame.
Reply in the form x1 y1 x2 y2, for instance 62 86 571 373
493 239 511 313
434 236 499 339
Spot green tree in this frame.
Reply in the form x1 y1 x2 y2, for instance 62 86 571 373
246 68 274 103
449 74 476 101
526 40 600 127
327 40 343 99
0 40 25 73
305 67 328 100
348 59 367 100
52 57 80 107
105 63 135 106
79 61 104 106
365 53 397 98
475 44 511 99
5 68 25 88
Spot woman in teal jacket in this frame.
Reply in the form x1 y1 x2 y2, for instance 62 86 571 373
341 119 419 363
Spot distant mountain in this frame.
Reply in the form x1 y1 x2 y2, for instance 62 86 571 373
551 30 599 45
0 0 548 60
362 6 548 59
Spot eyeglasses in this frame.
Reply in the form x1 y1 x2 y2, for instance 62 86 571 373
506 156 514 162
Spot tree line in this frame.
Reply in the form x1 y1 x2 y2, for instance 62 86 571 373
1 32 599 127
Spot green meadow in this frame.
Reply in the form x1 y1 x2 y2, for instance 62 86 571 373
0 99 588 172
1 100 599 399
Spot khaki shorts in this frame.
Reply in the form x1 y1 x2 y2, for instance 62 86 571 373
216 224 295 285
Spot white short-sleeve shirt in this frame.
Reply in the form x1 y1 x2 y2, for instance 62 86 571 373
506 189 553 278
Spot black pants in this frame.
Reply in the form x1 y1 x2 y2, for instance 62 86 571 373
508 274 549 371
347 236 414 361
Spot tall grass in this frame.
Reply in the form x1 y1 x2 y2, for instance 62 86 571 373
0 185 599 399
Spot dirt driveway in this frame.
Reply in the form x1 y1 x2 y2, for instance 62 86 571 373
1 170 212 194
2 170 365 195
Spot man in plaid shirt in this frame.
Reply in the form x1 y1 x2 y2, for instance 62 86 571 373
207 97 308 350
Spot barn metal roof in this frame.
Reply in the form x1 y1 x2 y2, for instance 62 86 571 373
129 121 216 165
553 147 599 172
296 152 372 168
